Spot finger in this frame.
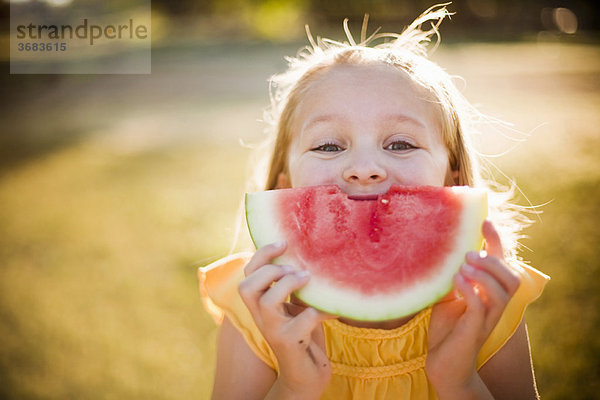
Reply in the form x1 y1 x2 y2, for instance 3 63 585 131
460 264 510 309
451 273 485 344
454 272 483 314
238 264 293 306
460 263 509 327
482 220 504 259
465 252 521 296
259 271 311 318
286 307 331 346
306 341 330 369
286 307 330 367
244 240 287 277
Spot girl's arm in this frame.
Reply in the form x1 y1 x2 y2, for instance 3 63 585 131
211 317 277 399
478 320 539 399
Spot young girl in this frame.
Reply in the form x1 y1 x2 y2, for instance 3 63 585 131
200 6 549 399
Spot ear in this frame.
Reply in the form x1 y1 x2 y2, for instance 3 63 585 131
276 172 290 189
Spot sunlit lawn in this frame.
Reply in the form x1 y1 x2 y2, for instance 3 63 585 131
0 41 598 399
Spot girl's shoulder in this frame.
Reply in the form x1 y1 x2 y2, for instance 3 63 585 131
199 253 279 371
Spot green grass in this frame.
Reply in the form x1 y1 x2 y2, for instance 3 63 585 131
0 41 598 398
0 143 253 399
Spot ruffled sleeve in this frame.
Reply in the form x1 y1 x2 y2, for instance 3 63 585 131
477 261 550 367
198 253 279 371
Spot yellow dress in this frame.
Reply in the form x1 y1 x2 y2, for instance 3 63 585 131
199 253 549 399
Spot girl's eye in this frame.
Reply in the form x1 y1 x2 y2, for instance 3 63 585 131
385 141 416 151
311 143 343 152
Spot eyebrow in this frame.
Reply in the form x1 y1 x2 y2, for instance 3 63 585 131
302 113 426 132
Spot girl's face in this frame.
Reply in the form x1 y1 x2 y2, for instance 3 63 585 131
284 64 455 196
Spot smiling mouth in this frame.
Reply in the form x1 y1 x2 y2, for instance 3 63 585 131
346 193 380 200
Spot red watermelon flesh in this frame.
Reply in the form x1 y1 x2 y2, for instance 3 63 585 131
245 185 487 321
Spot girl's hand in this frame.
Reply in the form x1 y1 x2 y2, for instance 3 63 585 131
238 241 334 400
426 220 521 399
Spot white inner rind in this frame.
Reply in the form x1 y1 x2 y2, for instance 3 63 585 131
245 187 488 321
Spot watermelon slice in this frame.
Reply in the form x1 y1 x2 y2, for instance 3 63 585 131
245 185 487 321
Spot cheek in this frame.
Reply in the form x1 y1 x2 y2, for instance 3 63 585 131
427 147 452 185
289 160 336 187
390 154 449 186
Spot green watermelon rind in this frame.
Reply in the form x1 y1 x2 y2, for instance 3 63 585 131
245 186 487 321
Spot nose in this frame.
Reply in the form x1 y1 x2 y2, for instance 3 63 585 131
342 151 387 184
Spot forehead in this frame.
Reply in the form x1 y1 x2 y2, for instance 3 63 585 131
292 63 442 133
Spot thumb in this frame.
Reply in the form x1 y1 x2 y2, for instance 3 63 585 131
482 219 504 259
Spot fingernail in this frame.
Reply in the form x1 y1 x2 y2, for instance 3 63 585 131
273 240 286 249
281 265 294 274
296 270 310 279
462 263 476 275
466 251 480 262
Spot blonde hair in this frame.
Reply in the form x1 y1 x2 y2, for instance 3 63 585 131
245 4 533 263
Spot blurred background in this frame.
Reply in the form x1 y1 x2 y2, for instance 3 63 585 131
0 0 598 398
